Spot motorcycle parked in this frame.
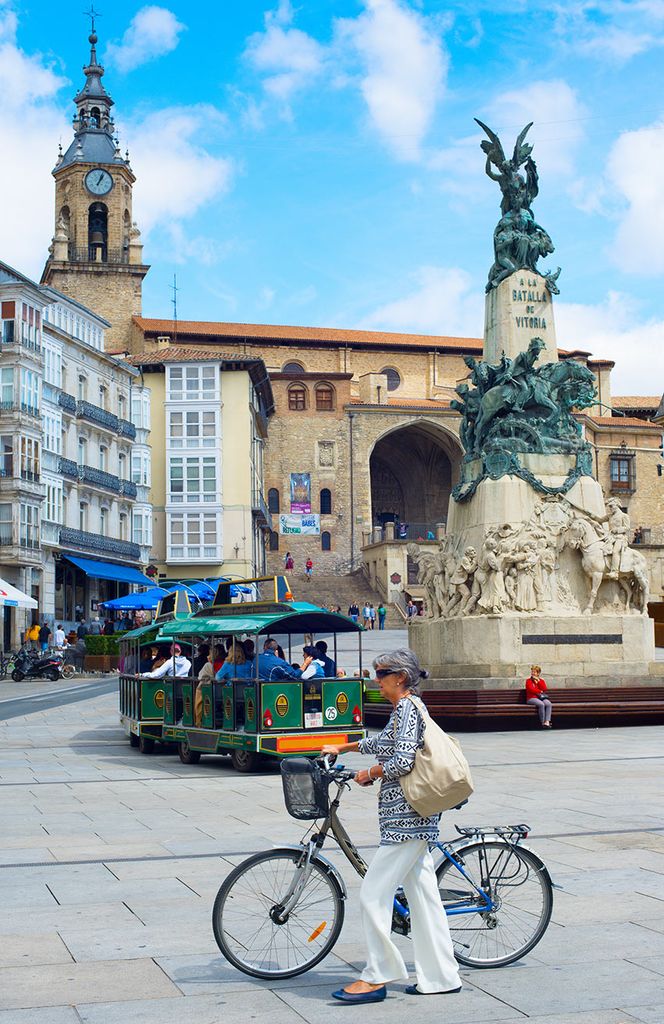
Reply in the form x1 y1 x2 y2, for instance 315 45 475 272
11 646 64 682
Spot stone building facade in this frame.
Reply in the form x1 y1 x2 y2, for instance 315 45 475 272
129 318 664 595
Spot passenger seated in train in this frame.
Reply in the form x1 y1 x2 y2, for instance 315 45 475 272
215 641 253 680
301 645 325 679
256 638 303 680
143 643 191 677
314 640 336 677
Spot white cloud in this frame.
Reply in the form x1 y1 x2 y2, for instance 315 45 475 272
245 2 325 111
106 6 185 73
356 266 483 337
556 290 664 393
336 0 447 162
605 120 664 274
485 79 587 180
127 105 234 242
0 6 69 275
551 0 664 62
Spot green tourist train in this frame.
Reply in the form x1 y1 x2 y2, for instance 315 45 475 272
119 576 366 772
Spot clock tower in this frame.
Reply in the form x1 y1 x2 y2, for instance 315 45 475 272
41 20 149 351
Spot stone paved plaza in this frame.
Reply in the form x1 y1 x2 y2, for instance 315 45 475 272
1 671 664 1024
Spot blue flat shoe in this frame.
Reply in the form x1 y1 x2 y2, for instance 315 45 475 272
331 986 387 1003
405 984 462 995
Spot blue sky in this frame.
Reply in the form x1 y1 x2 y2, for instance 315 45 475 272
2 0 664 392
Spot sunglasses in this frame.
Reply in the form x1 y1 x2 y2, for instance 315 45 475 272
375 668 397 679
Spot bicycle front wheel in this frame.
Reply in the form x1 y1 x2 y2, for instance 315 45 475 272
437 840 553 968
212 848 345 979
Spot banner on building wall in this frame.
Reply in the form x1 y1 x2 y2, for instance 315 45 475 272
290 472 311 513
279 513 320 535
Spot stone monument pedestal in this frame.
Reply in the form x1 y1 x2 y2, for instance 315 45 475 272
410 612 660 691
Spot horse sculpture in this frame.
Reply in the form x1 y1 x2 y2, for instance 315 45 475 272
565 517 649 615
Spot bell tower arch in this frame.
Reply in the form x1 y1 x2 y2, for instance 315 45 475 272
41 16 149 351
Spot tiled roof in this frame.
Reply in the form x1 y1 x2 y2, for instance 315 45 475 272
587 416 661 429
348 398 453 410
134 317 484 352
612 396 660 409
127 348 259 364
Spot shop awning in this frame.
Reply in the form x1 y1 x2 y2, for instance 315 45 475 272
0 577 38 609
62 555 152 586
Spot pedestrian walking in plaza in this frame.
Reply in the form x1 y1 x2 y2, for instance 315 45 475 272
369 603 376 630
102 619 115 636
88 616 103 635
321 649 461 1003
26 622 40 650
284 551 294 570
407 599 417 619
39 621 51 652
76 619 89 640
378 603 386 629
54 624 66 648
363 603 371 628
305 557 313 581
348 601 359 623
525 665 552 727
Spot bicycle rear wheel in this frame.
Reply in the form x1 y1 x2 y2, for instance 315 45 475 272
436 840 553 968
212 848 345 979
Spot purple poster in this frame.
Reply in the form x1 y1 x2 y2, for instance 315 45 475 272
290 472 311 513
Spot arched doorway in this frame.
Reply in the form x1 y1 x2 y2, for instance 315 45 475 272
369 422 460 534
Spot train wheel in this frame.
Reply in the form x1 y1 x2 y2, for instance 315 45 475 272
178 739 201 765
231 749 261 773
129 733 140 748
139 735 155 755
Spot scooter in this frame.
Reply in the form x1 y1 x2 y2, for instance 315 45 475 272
11 646 64 682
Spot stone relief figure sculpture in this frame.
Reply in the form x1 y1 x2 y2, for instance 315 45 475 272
565 514 649 614
406 543 444 619
446 546 477 617
604 498 631 578
476 119 560 293
473 534 507 614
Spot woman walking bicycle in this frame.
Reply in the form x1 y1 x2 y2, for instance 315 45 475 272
321 649 461 1004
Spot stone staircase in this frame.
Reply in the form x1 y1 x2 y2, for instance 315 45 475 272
287 569 404 628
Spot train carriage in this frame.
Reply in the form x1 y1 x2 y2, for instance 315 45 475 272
119 576 366 772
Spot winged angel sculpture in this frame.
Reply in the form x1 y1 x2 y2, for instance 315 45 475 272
476 119 560 293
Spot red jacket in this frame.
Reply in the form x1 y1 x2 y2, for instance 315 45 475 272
525 677 548 700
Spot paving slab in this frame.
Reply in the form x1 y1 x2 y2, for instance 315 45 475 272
0 1008 80 1024
619 1006 664 1023
0 958 179 1010
76 989 309 1024
0 934 73 968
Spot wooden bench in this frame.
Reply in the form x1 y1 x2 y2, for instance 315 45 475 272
363 686 664 730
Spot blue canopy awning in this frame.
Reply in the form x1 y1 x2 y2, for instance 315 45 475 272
62 554 152 586
100 587 171 611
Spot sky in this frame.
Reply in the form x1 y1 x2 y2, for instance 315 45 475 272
2 0 664 394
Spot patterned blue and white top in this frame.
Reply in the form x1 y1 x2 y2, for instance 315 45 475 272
358 694 440 845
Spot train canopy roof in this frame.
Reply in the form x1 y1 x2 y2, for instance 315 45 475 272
157 603 363 639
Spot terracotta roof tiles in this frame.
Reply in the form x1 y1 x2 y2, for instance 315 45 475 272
611 396 660 409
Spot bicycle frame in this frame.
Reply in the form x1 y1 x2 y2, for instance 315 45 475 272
295 777 529 923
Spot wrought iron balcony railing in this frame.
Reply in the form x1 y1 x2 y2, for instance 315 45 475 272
117 418 137 440
58 457 78 479
78 465 121 492
252 491 273 530
57 391 77 414
120 479 138 498
59 526 141 561
77 401 119 432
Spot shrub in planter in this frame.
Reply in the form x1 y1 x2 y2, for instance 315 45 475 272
84 635 106 655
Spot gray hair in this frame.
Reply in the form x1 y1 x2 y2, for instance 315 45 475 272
372 648 428 693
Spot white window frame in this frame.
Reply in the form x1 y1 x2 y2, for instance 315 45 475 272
168 455 217 504
167 408 217 449
167 511 221 561
166 363 218 402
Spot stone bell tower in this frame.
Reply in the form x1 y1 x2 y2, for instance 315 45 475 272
41 16 149 351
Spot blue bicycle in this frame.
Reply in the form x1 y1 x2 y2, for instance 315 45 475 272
212 757 553 979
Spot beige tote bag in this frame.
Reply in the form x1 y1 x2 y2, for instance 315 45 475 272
398 695 474 816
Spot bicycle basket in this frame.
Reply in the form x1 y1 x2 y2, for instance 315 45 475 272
280 758 330 820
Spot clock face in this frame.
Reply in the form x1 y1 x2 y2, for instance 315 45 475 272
85 169 113 196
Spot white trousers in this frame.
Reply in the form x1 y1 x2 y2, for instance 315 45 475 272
359 839 461 993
